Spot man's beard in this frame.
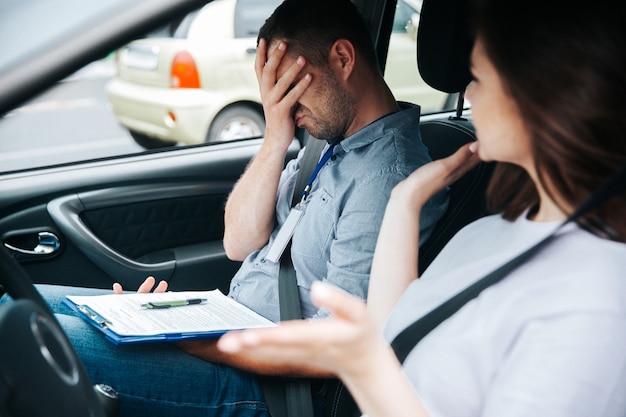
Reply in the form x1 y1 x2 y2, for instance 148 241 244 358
302 72 355 140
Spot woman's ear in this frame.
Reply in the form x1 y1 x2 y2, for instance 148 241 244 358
328 39 356 80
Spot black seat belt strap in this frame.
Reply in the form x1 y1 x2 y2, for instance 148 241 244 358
391 161 626 363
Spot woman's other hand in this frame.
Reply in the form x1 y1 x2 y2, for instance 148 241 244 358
217 281 390 380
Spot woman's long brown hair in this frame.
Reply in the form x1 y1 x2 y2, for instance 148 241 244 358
472 0 626 241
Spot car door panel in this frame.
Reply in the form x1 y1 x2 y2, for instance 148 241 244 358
48 183 233 291
0 140 301 293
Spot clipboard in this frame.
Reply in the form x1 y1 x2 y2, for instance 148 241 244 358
63 289 275 345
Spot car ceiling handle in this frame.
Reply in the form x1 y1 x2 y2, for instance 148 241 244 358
4 231 61 255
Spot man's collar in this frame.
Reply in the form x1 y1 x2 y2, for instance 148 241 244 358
335 102 421 153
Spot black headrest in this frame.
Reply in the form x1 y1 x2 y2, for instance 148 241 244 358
417 0 473 93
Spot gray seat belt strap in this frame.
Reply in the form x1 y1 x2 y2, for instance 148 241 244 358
262 138 327 417
292 139 328 207
391 161 626 363
282 138 327 318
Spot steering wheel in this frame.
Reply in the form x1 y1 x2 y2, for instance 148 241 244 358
0 246 115 416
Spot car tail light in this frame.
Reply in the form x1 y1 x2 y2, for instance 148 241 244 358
170 51 200 88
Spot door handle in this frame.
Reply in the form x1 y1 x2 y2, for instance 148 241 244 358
4 231 61 256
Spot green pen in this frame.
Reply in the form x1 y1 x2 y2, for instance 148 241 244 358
141 298 208 309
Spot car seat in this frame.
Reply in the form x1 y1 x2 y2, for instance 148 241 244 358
418 117 494 275
325 0 494 415
414 0 494 275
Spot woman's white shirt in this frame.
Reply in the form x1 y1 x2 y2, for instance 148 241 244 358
383 214 626 417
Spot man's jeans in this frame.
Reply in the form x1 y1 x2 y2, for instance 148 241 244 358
2 284 271 417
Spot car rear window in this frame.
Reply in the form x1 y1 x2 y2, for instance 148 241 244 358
172 10 200 39
233 0 282 38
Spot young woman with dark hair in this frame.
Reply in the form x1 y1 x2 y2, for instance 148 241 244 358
476 1 626 240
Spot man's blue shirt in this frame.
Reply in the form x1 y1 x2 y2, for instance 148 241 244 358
229 104 448 322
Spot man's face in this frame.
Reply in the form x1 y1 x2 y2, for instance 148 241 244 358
274 44 356 140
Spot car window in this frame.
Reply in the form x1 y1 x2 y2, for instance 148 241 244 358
172 11 200 38
234 0 283 38
392 0 418 32
0 0 455 174
384 0 454 114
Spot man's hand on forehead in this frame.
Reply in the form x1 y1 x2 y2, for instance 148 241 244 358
254 37 312 144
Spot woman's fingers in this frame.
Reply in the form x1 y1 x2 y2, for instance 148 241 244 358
416 141 480 187
393 142 481 208
440 141 481 185
217 282 375 375
218 315 354 372
310 282 368 324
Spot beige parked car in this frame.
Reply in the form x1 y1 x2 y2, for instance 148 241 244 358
106 0 449 148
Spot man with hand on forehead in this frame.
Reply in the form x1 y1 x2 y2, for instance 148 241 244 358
220 0 447 325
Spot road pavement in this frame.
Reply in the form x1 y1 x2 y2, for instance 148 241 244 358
0 59 144 173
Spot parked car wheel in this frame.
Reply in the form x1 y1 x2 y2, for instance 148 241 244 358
129 130 176 149
206 106 265 143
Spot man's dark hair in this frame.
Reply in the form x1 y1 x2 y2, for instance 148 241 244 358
258 0 380 72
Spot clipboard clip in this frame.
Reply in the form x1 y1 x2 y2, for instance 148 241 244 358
77 305 112 329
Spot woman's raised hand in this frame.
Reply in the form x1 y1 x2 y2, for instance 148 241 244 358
392 141 480 211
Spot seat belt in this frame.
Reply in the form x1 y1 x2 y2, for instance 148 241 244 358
391 161 626 363
326 161 626 417
292 138 329 208
261 137 327 417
